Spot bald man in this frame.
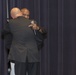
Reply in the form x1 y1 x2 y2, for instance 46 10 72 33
5 7 41 75
9 8 23 75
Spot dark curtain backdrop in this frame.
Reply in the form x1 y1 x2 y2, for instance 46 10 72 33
0 0 76 75
0 0 8 75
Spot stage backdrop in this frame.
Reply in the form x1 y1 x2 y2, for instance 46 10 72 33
0 0 76 75
0 0 7 75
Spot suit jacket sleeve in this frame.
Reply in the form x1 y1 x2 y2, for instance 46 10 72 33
1 22 11 38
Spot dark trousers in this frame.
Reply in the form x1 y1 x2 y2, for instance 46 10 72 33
15 61 40 75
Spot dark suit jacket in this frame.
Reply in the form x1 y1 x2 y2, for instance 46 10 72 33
5 16 40 62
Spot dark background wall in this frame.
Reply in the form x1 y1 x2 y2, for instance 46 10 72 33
0 0 76 75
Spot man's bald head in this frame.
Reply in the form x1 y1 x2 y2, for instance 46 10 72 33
10 7 22 19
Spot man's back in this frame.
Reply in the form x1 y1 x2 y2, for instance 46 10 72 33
9 17 34 44
8 16 40 62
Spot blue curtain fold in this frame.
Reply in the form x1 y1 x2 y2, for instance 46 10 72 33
0 0 76 75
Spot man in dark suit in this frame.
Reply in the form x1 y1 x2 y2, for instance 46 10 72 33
21 8 47 50
5 7 42 75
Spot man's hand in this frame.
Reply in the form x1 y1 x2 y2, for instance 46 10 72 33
28 24 39 30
